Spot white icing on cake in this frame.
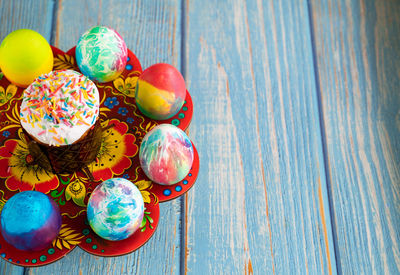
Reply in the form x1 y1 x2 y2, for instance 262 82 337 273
20 70 100 146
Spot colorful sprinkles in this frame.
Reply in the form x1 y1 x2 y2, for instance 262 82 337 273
20 70 100 146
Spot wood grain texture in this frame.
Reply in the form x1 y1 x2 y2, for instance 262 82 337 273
0 1 55 274
310 0 400 273
0 0 54 42
24 0 183 274
183 0 337 274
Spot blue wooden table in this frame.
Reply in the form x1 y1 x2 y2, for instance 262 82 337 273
0 0 399 274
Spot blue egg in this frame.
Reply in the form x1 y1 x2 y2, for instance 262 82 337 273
0 191 62 251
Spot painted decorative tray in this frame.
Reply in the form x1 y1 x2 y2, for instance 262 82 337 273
0 46 199 266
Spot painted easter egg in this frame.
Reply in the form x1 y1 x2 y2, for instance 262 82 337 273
0 29 53 87
76 26 127 83
0 191 62 251
139 124 194 185
135 63 186 120
87 178 144 241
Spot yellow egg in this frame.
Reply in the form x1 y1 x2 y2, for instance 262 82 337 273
0 29 53 87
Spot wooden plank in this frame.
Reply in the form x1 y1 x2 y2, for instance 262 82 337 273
0 1 55 274
26 0 183 274
183 0 337 274
310 0 400 273
0 0 54 42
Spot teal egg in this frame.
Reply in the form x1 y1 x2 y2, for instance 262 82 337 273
76 26 128 83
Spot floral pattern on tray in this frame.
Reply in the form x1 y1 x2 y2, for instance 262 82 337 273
0 46 199 266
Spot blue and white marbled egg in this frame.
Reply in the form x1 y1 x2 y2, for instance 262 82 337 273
87 178 144 241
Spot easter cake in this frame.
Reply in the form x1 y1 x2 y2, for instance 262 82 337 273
19 69 101 174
